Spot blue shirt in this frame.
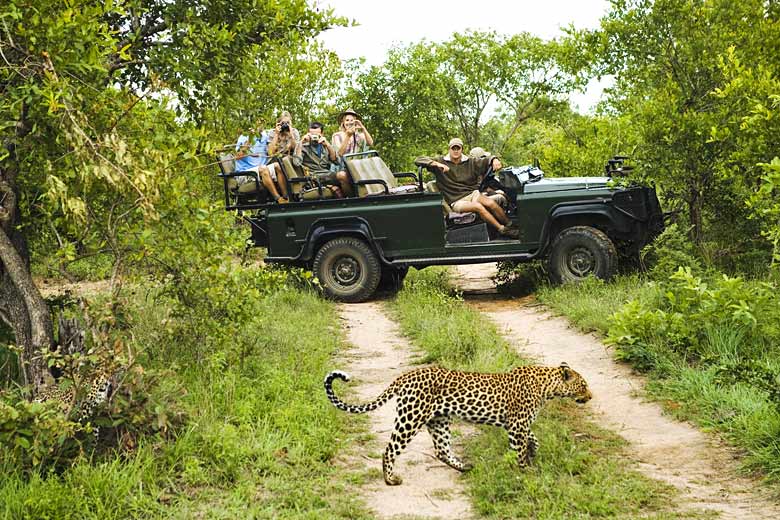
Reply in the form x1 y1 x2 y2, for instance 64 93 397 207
234 132 269 171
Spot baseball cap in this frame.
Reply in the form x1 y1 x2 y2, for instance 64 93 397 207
448 137 464 149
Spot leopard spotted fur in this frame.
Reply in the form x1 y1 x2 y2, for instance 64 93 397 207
324 363 592 485
34 371 113 440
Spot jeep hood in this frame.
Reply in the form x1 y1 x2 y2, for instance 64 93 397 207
522 176 612 194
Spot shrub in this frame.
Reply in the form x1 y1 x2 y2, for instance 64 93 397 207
607 267 780 371
641 223 703 280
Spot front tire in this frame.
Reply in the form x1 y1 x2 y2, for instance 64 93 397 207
548 226 617 284
313 237 381 302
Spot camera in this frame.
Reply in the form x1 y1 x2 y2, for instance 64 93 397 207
280 121 290 132
309 134 321 144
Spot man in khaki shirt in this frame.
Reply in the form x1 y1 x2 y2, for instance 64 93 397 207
415 138 518 238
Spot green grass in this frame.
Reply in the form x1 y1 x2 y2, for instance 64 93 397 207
1 287 371 519
388 268 691 519
536 274 654 335
537 273 780 486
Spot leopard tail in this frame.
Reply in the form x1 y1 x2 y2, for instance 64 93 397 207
324 370 396 414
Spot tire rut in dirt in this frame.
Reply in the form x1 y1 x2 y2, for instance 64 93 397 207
334 302 474 519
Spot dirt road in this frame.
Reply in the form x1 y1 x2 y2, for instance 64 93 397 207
453 263 780 519
336 302 474 519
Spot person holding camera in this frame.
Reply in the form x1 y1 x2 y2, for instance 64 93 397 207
332 108 374 158
415 138 519 239
301 122 351 197
264 111 302 203
233 120 291 203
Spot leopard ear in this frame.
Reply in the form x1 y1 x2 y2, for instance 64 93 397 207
560 362 572 381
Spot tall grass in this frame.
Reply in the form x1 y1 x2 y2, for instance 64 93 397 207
388 268 684 519
1 287 371 519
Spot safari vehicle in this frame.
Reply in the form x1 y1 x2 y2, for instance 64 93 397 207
217 151 664 302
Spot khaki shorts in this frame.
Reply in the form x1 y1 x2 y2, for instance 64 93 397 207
265 162 279 181
451 190 482 213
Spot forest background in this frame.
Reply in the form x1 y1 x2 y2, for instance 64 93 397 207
2 0 780 517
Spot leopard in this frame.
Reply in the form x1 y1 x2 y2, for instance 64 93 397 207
324 362 592 486
34 371 113 440
33 315 114 440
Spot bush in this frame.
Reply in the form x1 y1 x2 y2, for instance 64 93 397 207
493 260 547 296
641 223 702 280
608 267 780 367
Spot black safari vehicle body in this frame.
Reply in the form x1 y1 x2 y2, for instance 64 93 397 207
218 151 664 302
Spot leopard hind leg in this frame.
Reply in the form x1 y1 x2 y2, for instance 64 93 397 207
383 406 429 486
426 416 471 472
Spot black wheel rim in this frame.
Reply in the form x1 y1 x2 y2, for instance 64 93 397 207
567 246 596 277
331 255 361 287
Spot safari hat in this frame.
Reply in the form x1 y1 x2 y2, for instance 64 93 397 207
338 108 360 123
469 146 489 158
448 137 464 149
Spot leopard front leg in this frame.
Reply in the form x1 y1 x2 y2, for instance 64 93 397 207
426 416 471 472
505 420 533 469
383 412 426 485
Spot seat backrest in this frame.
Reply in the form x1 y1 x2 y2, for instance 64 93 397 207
280 156 308 197
366 156 399 188
346 158 386 197
218 153 238 189
422 180 453 214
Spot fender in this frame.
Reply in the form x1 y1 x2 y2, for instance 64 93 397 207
537 201 634 255
265 216 390 264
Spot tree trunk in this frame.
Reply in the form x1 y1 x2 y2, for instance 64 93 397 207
688 184 703 245
0 225 54 394
1 105 55 394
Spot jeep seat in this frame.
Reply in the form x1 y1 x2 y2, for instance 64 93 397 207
279 156 338 201
424 181 477 226
346 154 421 197
218 153 267 207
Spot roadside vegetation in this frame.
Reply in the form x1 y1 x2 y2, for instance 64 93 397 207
2 263 370 519
388 268 686 519
513 225 780 484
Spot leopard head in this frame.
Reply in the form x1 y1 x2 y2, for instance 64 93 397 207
554 362 592 403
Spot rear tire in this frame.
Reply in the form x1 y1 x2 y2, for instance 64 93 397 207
313 237 381 302
548 226 617 284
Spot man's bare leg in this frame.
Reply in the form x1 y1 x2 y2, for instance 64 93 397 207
275 166 289 199
453 201 503 232
478 194 510 225
337 171 352 196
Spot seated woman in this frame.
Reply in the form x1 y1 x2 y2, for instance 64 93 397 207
263 111 302 203
331 109 374 196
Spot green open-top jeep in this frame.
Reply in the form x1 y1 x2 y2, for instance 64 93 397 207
218 151 664 302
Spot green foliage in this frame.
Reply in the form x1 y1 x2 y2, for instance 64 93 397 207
2 281 370 518
607 268 780 365
584 0 780 257
341 30 577 170
641 223 703 280
0 397 82 470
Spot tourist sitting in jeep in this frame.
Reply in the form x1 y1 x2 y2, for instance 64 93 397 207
301 121 350 197
415 138 519 239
